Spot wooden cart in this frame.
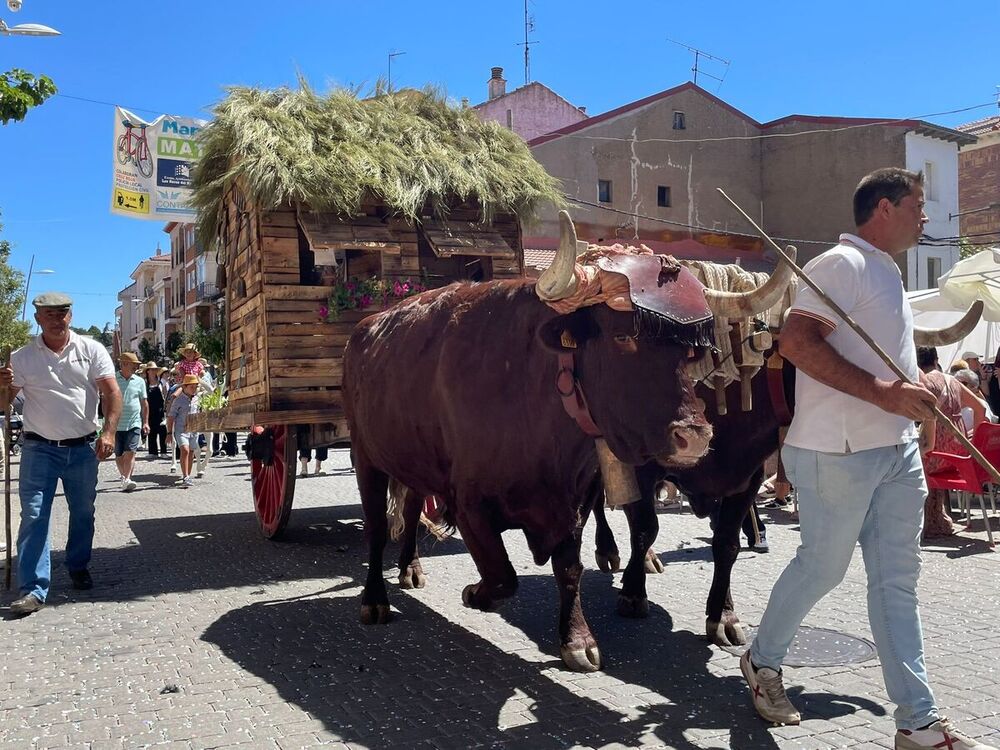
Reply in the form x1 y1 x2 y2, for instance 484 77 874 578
185 85 559 538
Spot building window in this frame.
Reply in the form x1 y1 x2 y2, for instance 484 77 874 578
506 109 513 129
926 256 942 288
923 161 935 201
673 111 686 130
657 186 672 207
598 179 613 204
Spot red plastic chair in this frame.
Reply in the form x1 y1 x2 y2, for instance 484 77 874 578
924 421 1000 547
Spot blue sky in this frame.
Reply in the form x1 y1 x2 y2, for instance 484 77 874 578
1 0 998 328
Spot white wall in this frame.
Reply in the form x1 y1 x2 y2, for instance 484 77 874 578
905 132 960 290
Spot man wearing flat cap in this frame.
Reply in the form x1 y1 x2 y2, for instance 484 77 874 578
0 292 122 617
114 352 148 492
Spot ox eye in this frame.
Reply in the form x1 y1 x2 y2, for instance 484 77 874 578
614 334 638 353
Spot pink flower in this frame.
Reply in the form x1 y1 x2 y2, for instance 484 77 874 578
347 282 357 291
361 294 372 307
402 282 410 293
318 304 329 319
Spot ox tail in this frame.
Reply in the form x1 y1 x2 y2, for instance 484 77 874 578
387 478 409 541
420 496 454 542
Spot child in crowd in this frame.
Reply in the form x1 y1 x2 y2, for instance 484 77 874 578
175 343 206 379
166 374 201 488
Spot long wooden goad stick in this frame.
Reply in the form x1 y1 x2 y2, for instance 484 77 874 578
717 187 1000 487
2 347 12 589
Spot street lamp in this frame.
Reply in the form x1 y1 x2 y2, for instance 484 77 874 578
20 254 55 320
0 19 61 36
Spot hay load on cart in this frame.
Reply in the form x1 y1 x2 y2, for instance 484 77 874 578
185 83 562 537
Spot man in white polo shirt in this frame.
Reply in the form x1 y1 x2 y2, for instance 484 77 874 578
739 169 996 750
0 292 122 617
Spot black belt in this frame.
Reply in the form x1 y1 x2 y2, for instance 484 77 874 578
24 432 97 447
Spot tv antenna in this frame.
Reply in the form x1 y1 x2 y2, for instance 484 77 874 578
666 38 730 90
387 49 406 90
517 0 540 85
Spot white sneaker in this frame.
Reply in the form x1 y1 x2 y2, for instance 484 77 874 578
741 650 800 725
182 476 194 488
196 470 204 478
124 478 137 492
896 719 997 749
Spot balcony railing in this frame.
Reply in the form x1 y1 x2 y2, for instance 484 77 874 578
196 282 220 301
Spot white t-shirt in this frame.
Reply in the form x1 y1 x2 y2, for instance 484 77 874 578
11 331 116 440
784 234 919 454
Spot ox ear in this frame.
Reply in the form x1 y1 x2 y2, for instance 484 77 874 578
537 312 597 354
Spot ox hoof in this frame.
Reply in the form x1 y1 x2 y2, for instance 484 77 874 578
561 644 602 672
360 604 391 625
644 549 664 574
462 583 494 611
595 551 621 573
706 617 747 646
617 594 649 618
398 567 427 590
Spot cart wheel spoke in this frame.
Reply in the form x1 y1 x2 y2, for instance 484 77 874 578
250 424 296 539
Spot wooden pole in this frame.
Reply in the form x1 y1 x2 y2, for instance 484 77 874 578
717 187 1000 487
2 346 12 589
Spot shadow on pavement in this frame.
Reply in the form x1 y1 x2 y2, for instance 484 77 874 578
201 574 769 750
2 506 466 609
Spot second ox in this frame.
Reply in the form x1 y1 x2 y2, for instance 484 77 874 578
343 211 792 671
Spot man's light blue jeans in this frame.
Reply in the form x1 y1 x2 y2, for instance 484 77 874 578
750 440 939 731
17 439 99 602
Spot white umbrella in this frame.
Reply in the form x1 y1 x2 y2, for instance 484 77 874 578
937 248 1000 322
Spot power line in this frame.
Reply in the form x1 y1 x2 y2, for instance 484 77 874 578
551 102 995 146
54 93 173 116
565 195 832 245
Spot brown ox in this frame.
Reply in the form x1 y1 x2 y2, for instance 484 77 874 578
591 299 984 645
343 212 791 671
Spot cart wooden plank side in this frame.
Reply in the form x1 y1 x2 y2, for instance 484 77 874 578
186 189 526 537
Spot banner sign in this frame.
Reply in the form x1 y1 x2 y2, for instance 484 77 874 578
111 106 208 221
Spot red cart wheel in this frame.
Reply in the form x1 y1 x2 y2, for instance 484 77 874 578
250 424 297 539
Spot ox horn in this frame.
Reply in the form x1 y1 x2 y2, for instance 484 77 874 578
702 245 798 319
913 300 984 347
536 210 584 302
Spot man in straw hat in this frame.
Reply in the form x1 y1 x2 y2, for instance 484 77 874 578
166 374 202 488
114 352 148 492
0 292 122 616
739 169 995 750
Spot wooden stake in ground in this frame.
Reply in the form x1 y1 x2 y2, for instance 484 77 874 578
717 187 1000 490
2 346 12 588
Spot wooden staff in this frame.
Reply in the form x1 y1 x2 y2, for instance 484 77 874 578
718 187 1000 487
2 346 12 589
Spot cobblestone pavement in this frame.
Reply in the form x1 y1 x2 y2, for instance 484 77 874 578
1 447 999 750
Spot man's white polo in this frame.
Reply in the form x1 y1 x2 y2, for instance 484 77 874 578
11 331 115 440
784 233 920 454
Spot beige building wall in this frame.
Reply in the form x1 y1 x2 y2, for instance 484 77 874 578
530 87 762 250
761 120 907 266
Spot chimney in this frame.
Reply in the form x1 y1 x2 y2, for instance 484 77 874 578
488 67 506 101
579 106 587 115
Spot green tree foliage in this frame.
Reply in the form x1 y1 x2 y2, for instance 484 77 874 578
0 210 30 355
70 324 115 349
959 238 982 261
165 331 183 358
0 69 57 125
190 321 225 372
137 338 166 365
